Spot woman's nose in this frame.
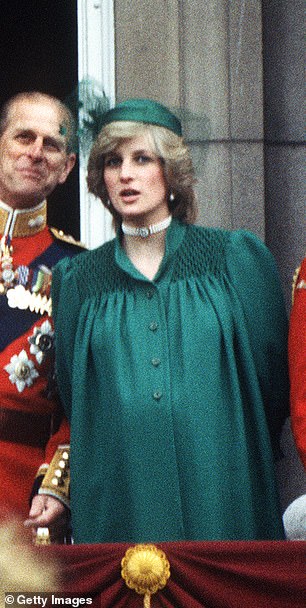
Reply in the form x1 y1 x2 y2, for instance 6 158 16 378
119 159 133 181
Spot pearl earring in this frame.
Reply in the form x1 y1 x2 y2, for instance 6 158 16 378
169 192 175 202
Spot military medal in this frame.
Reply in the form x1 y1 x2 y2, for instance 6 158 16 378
1 200 60 394
0 235 14 293
1 235 52 314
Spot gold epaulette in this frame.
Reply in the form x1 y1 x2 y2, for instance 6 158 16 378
39 445 70 508
50 227 86 249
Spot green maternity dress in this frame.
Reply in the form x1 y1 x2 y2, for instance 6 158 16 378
52 220 289 543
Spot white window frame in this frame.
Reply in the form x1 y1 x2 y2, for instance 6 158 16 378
77 0 115 249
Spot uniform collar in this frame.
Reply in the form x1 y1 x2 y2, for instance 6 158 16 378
0 200 47 238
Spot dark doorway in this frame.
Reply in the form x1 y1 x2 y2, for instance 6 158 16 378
0 0 80 238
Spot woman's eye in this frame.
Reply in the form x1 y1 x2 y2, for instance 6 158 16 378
105 156 121 167
136 154 151 163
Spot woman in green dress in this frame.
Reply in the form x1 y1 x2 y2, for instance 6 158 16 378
52 99 289 543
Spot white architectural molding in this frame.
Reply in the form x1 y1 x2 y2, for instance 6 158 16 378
77 0 115 248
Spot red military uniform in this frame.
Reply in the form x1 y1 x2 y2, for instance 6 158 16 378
288 257 306 469
0 199 83 519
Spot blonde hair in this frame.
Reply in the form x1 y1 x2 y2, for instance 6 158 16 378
87 121 197 229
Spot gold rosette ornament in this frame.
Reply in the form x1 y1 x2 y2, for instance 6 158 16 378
121 544 170 607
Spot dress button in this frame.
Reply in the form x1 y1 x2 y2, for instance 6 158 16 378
146 289 154 299
153 391 162 401
149 321 158 331
151 358 161 367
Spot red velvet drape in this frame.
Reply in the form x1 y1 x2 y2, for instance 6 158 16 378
44 541 305 608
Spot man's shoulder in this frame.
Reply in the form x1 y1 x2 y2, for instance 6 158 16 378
49 227 86 251
55 236 115 273
53 238 119 299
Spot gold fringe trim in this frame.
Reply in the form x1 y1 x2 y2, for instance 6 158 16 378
292 264 301 305
50 227 86 248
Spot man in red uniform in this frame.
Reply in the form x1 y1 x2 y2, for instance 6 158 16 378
0 91 82 538
289 257 306 470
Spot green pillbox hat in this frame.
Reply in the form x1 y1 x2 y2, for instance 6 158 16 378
99 98 182 137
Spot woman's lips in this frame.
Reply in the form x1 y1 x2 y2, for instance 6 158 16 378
120 189 140 202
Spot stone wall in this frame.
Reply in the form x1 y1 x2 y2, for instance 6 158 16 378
114 0 306 511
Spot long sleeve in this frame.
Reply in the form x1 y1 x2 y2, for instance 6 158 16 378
226 230 289 456
49 224 287 542
51 255 83 420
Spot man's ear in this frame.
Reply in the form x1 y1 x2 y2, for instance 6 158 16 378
58 153 76 184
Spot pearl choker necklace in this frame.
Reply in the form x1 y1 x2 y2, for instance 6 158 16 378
121 215 172 238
